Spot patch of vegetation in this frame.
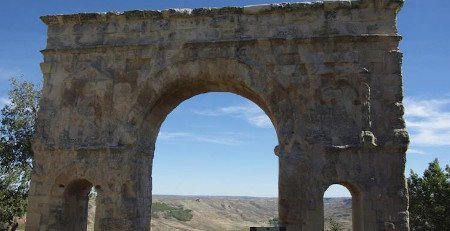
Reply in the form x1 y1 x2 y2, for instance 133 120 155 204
326 217 344 231
0 78 40 231
408 159 450 231
268 217 279 227
151 202 193 222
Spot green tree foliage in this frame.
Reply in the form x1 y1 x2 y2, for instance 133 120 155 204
151 202 193 222
408 159 450 231
326 217 344 231
0 78 40 229
0 170 27 230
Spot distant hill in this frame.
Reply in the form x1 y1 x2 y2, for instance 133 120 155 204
148 195 352 231
323 197 352 230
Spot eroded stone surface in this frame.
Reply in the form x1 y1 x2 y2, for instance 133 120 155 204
27 0 409 230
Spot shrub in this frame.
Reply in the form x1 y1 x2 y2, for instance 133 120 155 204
151 202 193 222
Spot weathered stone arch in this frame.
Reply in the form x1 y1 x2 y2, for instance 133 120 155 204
27 1 409 230
135 58 284 148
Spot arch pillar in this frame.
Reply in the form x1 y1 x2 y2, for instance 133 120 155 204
277 142 326 230
87 149 153 231
278 143 408 231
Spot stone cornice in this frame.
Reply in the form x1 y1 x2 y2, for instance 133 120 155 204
40 0 403 26
40 34 401 55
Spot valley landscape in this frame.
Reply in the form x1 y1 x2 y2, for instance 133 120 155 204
90 195 351 231
14 196 350 231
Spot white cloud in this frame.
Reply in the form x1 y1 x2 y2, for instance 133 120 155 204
0 97 11 109
404 97 450 146
158 131 242 146
192 104 273 128
406 148 427 155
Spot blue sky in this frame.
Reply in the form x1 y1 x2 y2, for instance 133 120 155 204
0 0 448 198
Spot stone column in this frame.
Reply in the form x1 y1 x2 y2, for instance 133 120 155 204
278 142 325 230
95 150 153 231
25 175 52 231
359 151 409 231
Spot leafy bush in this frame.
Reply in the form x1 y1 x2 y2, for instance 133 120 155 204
326 217 344 231
268 217 279 226
170 208 193 221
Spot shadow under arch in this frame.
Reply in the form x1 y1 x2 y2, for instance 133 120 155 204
323 181 364 231
61 179 95 231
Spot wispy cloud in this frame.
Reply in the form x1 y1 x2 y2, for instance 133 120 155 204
0 97 11 109
158 131 242 146
192 104 272 128
404 97 450 146
407 148 427 155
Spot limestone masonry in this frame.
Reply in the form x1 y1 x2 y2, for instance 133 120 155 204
26 0 409 230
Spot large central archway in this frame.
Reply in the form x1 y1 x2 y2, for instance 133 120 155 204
27 1 408 230
134 59 285 230
151 92 279 230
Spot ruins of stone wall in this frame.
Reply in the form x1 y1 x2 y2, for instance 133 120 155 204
27 0 408 230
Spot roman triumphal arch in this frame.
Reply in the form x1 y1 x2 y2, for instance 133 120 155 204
26 0 409 230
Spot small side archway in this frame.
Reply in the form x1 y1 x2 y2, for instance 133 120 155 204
323 182 364 231
61 179 99 231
